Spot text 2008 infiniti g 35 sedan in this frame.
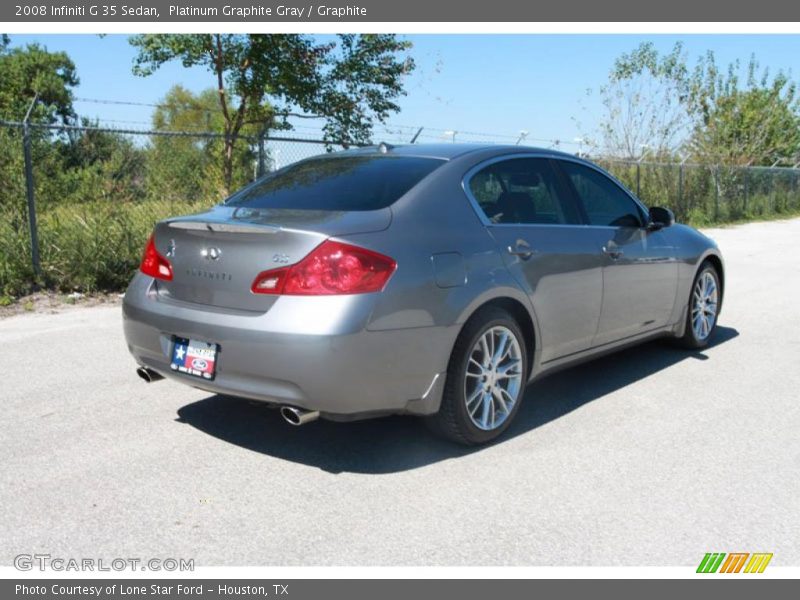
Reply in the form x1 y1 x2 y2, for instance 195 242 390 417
123 144 724 444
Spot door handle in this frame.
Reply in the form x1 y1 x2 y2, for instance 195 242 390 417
602 246 624 259
507 240 536 260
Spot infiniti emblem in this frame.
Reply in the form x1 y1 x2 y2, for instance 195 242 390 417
201 247 222 261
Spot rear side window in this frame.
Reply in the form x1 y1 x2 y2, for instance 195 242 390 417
226 155 444 211
558 161 644 227
468 158 581 225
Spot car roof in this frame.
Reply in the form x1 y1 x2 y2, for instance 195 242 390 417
339 143 581 161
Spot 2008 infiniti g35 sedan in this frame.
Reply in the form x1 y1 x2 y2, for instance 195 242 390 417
123 143 724 445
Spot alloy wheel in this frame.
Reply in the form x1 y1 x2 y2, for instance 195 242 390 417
464 326 524 431
692 270 719 341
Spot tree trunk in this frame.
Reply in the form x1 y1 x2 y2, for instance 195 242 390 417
223 132 235 196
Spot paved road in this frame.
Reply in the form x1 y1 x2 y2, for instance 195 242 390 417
1 218 799 567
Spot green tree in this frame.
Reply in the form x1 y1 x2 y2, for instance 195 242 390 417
0 41 77 124
0 40 78 212
55 118 147 206
146 85 256 202
687 54 800 166
128 34 414 193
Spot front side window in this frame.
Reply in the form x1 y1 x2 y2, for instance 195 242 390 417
558 161 644 227
468 158 581 225
226 155 444 211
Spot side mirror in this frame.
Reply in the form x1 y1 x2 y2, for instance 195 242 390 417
648 206 675 230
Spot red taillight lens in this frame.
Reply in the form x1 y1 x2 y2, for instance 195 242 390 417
139 234 173 281
251 240 396 296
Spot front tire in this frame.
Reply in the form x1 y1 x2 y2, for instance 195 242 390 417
678 261 721 349
427 307 529 445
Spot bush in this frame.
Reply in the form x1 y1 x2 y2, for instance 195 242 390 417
1 196 205 295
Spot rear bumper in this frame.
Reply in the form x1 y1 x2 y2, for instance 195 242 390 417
122 274 453 418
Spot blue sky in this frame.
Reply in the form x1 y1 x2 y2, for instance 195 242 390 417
8 34 800 150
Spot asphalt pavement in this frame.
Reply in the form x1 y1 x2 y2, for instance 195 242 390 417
1 218 798 567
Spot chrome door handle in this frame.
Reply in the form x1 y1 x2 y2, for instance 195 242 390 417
507 241 536 260
602 246 624 259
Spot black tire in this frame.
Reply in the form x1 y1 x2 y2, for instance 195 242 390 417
677 260 721 349
427 306 529 445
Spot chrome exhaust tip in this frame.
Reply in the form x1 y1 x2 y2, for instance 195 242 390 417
280 406 320 426
136 367 164 383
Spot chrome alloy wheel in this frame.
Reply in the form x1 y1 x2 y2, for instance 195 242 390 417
464 326 524 431
692 271 719 341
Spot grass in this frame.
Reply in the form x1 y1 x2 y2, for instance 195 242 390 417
697 206 800 228
1 198 202 298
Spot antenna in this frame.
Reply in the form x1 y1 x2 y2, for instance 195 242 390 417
409 127 423 144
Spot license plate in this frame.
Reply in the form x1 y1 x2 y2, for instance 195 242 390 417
170 337 218 380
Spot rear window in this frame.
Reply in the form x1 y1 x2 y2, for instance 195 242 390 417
226 155 445 211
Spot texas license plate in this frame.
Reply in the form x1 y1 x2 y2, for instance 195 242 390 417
170 337 218 380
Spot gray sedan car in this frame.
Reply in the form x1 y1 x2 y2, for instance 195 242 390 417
123 144 724 445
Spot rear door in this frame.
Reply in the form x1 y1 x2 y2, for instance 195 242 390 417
555 159 679 346
465 156 604 363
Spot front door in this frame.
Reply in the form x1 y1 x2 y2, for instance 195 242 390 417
555 159 679 346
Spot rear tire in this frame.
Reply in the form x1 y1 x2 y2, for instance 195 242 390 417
427 306 529 445
678 261 721 349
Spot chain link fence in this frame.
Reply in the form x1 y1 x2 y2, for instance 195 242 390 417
2 120 800 297
0 121 350 297
592 157 800 226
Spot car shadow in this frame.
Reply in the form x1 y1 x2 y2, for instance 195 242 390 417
176 326 739 474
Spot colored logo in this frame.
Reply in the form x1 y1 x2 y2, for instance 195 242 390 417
697 552 773 573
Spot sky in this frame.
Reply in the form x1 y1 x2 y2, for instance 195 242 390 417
8 34 800 151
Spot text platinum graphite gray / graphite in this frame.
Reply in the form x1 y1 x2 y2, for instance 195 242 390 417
45 4 370 18
170 4 369 17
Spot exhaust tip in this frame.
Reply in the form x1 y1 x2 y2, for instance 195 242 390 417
280 406 320 426
280 406 301 426
136 367 164 383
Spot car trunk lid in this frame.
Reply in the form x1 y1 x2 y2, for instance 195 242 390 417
152 204 391 312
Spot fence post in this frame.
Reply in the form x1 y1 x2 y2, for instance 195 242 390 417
636 162 641 197
22 120 41 279
769 170 775 213
713 167 720 222
256 129 267 178
743 167 749 215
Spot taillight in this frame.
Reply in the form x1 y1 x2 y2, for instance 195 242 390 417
251 240 396 295
139 234 173 281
